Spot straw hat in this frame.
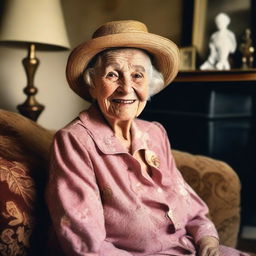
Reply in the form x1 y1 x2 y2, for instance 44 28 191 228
66 20 180 101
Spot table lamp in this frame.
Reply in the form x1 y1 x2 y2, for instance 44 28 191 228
0 0 70 121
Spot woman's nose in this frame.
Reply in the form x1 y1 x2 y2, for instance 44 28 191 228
118 77 134 94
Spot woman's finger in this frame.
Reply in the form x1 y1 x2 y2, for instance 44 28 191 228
199 246 209 256
208 247 220 256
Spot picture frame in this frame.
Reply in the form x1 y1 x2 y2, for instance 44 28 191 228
179 47 196 71
191 0 207 61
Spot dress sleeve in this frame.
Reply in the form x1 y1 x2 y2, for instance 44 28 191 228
182 177 219 244
46 130 132 256
155 122 219 244
169 148 219 244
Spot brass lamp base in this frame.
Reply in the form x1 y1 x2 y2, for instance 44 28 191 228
17 101 44 122
17 43 45 122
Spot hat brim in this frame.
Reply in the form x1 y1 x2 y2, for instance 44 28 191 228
66 32 180 101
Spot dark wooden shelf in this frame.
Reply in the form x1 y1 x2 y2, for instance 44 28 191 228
175 69 256 82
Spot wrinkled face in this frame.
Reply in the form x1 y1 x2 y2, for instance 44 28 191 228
89 49 152 123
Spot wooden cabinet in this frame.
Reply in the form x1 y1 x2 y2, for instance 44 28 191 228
174 69 256 82
140 70 256 227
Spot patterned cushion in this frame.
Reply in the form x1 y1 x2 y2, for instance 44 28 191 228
0 157 35 255
0 110 54 256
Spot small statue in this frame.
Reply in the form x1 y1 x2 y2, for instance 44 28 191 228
239 28 254 69
200 13 237 70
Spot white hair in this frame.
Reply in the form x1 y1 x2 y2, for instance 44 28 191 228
83 48 164 99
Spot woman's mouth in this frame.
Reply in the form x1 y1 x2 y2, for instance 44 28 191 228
112 99 136 104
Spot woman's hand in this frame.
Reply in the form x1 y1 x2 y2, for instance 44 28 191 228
197 236 220 256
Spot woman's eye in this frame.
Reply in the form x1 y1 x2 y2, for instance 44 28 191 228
106 72 118 79
133 73 143 79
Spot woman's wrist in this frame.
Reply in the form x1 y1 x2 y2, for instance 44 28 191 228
197 236 220 256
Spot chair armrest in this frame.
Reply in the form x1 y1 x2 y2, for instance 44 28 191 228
172 149 241 248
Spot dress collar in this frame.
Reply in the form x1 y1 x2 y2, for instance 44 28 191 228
78 104 152 155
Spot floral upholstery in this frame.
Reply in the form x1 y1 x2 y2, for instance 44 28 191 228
0 109 247 255
0 110 53 255
0 157 35 255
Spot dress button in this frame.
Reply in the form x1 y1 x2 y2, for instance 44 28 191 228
157 187 163 193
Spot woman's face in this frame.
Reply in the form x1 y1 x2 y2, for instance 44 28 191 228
89 49 152 123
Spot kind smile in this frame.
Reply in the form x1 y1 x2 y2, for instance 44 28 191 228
111 99 137 104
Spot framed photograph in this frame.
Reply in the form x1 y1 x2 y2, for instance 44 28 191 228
191 0 251 62
179 47 196 71
191 0 207 61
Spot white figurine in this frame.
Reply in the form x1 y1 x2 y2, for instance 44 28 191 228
200 13 237 70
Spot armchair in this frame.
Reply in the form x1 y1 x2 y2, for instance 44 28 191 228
0 109 247 255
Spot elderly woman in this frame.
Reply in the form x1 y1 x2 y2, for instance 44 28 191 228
46 20 248 256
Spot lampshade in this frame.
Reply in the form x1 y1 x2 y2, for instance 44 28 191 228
0 0 70 49
0 0 70 121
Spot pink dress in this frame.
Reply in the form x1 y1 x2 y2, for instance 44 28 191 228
46 104 249 256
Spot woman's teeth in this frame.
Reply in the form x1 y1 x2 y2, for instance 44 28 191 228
112 99 136 104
